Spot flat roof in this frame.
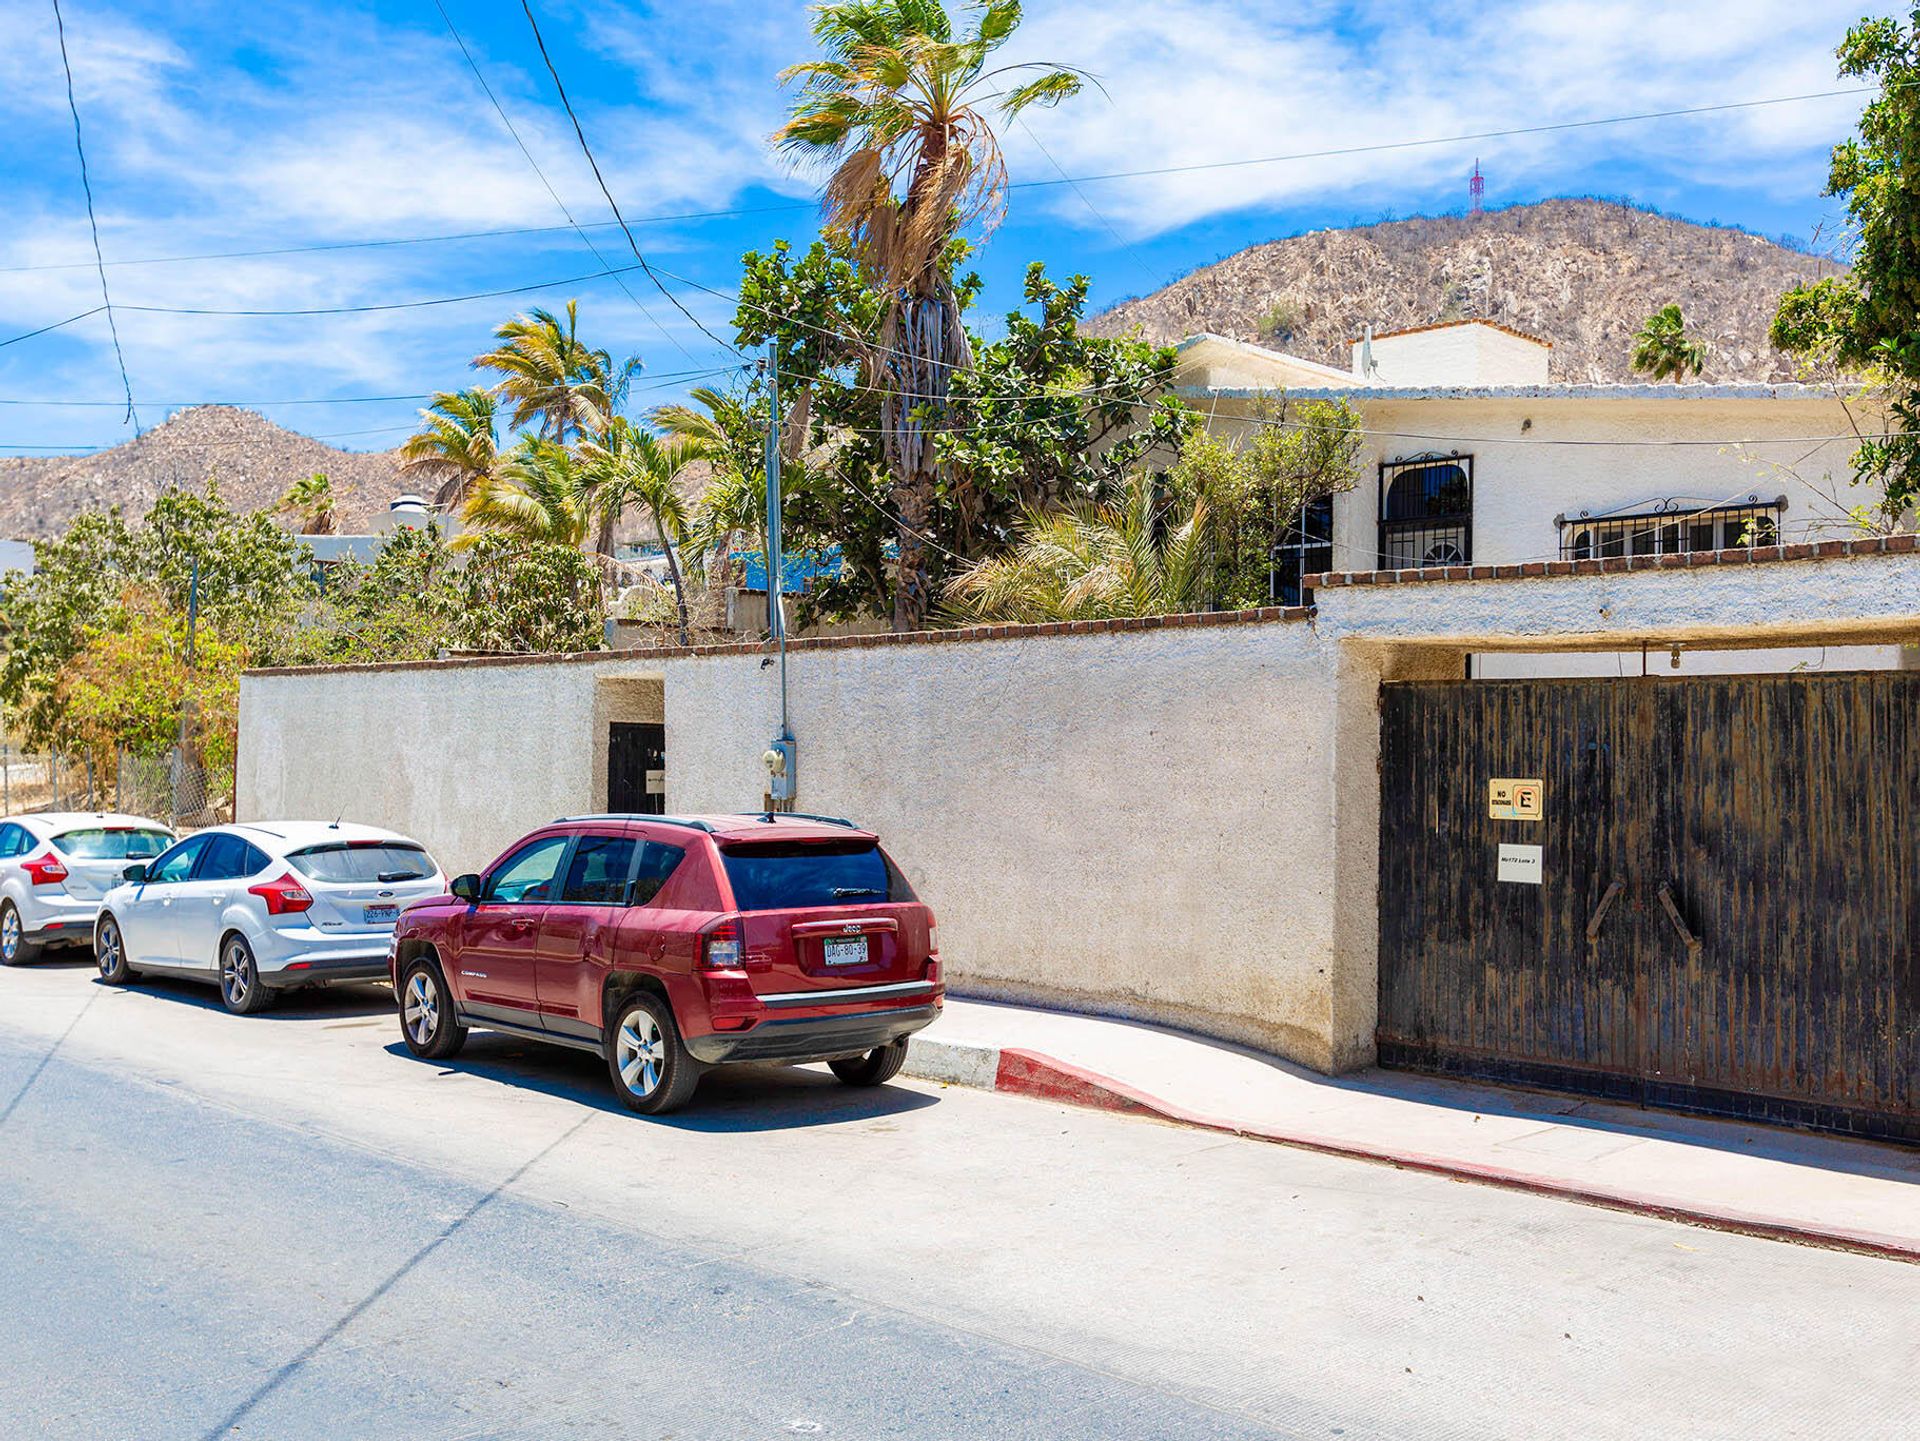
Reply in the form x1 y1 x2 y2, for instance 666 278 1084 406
1178 381 1845 402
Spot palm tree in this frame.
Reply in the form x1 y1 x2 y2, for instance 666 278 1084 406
1631 304 1709 382
577 419 697 644
776 0 1084 631
278 472 338 535
453 439 590 550
398 388 500 510
472 300 635 442
655 385 771 565
943 470 1211 623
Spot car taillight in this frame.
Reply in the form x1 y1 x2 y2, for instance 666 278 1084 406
703 917 742 970
248 873 314 915
927 911 939 955
22 853 68 887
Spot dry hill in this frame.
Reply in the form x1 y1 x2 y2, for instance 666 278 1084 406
1090 199 1842 384
0 406 408 542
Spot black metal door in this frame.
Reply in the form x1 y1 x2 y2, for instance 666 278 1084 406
1377 673 1920 1141
607 722 666 815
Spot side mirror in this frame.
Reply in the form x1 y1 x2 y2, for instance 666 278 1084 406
450 873 482 904
122 863 148 884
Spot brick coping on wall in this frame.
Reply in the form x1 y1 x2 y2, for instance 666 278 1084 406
1304 533 1920 591
245 604 1317 679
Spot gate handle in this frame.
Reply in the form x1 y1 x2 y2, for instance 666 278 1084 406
1657 883 1703 956
1584 880 1625 941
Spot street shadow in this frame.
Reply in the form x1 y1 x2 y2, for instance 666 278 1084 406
95 972 393 1024
952 996 1920 1185
380 1032 940 1133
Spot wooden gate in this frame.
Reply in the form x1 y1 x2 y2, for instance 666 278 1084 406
1377 672 1919 1140
607 722 666 815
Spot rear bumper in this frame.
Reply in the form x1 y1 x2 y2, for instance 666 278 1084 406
685 1004 939 1065
19 892 101 942
261 950 393 989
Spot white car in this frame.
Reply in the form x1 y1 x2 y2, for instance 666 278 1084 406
0 812 177 966
92 821 446 1013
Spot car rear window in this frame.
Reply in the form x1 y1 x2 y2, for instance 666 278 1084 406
718 839 915 911
52 827 173 860
289 842 435 884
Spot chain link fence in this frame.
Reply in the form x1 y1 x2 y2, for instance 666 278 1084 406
0 742 230 829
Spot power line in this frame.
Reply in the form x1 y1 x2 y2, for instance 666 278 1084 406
49 0 136 429
0 363 742 407
429 0 693 364
0 306 104 349
516 0 738 356
114 262 652 316
1004 85 1888 191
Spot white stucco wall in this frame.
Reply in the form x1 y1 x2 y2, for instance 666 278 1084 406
1354 323 1552 386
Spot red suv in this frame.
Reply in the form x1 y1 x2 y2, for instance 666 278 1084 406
389 813 942 1113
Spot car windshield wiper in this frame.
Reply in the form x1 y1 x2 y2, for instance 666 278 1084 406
377 870 426 883
831 886 885 898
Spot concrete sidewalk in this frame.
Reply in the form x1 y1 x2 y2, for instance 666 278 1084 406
907 998 1920 1262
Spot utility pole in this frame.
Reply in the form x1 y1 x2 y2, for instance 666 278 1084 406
175 558 199 827
762 343 797 811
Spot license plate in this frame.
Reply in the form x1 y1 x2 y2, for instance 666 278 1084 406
363 904 399 924
823 937 868 966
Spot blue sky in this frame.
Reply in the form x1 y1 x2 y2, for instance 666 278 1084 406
0 0 1882 458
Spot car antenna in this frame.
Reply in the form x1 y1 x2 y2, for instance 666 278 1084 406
330 814 341 829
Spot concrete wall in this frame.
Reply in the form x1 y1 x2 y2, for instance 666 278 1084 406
238 545 1920 1076
1354 323 1552 386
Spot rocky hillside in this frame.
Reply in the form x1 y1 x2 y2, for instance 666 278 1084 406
1091 199 1842 384
0 406 409 542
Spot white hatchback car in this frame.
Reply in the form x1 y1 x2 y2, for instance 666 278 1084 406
0 812 177 965
93 821 446 1013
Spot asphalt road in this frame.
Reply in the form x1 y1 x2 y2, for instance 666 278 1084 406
1 961 1915 1440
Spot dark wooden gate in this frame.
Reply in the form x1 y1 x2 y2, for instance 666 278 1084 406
607 722 666 815
1378 672 1919 1141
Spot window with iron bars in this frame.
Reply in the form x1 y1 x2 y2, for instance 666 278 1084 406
1556 496 1787 560
1271 495 1334 605
1378 454 1472 570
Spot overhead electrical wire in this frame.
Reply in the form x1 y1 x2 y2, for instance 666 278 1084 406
49 0 136 428
429 0 692 364
516 0 739 356
0 306 104 349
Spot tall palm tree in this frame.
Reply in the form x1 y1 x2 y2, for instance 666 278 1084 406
472 300 635 442
278 472 338 535
453 439 590 550
398 388 500 510
1631 304 1709 382
578 419 697 644
943 470 1211 623
776 0 1084 631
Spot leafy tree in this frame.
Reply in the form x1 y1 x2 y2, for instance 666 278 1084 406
577 420 698 643
1166 396 1364 609
1770 9 1920 530
655 383 776 566
1630 304 1708 381
399 388 501 509
455 439 592 550
279 472 339 535
775 0 1085 630
275 525 461 667
943 470 1211 622
473 301 633 443
447 532 605 654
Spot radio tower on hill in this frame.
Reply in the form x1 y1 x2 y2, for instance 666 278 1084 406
1469 159 1485 214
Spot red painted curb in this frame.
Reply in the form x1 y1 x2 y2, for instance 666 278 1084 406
988 1046 1919 1265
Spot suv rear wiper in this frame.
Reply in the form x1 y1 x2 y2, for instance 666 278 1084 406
831 886 885 898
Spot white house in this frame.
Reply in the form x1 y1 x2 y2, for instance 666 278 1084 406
1172 321 1912 675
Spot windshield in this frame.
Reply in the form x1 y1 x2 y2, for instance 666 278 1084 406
289 842 435 884
52 827 173 860
719 839 915 911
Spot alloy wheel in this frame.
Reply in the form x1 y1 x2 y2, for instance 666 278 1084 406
222 942 254 1008
97 921 122 979
616 1010 666 1098
404 971 439 1047
1 907 19 963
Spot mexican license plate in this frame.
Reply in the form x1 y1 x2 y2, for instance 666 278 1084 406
363 904 399 924
823 937 867 966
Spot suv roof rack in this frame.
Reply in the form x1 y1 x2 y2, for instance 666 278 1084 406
745 811 857 829
552 813 716 832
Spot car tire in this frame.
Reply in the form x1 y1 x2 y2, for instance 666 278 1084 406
218 934 275 1015
828 1037 911 1087
606 991 700 1115
94 914 138 985
399 958 467 1060
0 901 41 966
